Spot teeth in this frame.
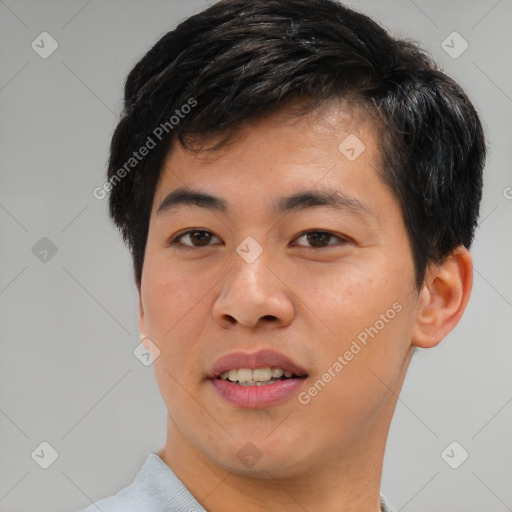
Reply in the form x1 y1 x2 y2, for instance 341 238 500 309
253 368 272 381
237 368 253 382
271 368 283 378
221 367 295 383
238 380 280 386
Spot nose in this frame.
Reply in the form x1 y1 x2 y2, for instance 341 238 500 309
212 247 295 330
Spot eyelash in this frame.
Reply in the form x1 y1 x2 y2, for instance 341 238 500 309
169 229 350 250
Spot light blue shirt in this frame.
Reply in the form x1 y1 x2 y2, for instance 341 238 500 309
81 452 396 512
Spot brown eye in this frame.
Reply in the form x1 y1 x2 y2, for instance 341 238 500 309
294 231 348 249
172 230 220 248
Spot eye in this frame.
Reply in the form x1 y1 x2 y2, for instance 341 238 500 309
292 230 350 249
170 229 221 248
169 229 349 250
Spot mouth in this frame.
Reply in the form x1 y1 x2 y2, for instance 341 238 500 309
208 350 308 408
217 367 307 386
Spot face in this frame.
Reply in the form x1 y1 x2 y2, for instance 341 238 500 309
138 101 420 478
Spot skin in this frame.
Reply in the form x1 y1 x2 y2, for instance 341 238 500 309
137 100 473 512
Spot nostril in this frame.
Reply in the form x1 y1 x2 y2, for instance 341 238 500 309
223 315 237 326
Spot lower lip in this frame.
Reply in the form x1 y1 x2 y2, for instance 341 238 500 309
210 378 306 408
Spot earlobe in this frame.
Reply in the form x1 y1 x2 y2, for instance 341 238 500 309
411 247 473 349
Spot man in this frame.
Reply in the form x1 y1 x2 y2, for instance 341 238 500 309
83 0 486 510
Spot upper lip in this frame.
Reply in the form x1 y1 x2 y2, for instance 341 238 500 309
207 349 308 379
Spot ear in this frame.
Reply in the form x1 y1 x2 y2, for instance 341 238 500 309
136 280 150 350
411 246 473 348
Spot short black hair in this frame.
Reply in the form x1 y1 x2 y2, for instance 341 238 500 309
106 0 486 290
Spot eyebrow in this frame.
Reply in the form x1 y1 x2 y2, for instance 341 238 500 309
156 185 374 220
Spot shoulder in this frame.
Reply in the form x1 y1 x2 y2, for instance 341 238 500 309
79 454 159 512
380 493 397 512
79 481 146 512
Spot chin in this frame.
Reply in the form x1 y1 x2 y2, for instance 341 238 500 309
216 452 306 479
202 431 312 479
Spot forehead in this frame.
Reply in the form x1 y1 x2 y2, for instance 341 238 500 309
152 100 386 214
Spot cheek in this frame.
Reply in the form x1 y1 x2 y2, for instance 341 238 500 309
295 262 414 391
141 266 214 385
289 261 391 343
301 308 414 445
143 260 209 333
144 273 208 413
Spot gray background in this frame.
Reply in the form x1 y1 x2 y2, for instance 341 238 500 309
0 1 511 511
